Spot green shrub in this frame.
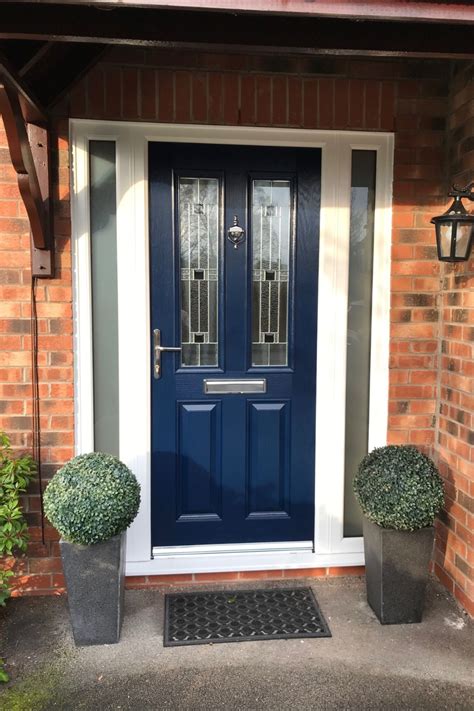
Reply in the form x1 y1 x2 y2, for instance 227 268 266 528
0 432 36 608
43 453 140 545
0 658 8 684
353 445 444 531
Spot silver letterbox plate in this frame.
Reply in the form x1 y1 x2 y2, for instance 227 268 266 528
203 379 267 394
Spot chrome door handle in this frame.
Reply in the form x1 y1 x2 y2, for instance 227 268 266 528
153 328 181 379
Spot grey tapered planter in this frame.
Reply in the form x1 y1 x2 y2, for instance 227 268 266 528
60 532 126 646
362 517 434 625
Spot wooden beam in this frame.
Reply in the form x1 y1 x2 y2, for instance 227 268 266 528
0 83 53 276
0 40 47 77
0 5 473 59
0 83 46 245
0 55 47 124
21 43 107 108
2 1 474 25
18 42 54 78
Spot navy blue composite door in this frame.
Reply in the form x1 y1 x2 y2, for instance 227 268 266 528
150 143 320 547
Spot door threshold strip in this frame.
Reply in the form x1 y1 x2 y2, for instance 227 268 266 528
153 541 314 558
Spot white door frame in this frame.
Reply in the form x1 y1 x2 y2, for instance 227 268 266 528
70 120 393 576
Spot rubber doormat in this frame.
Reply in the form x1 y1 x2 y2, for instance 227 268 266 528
164 587 331 646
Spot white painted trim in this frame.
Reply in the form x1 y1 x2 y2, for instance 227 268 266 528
369 136 394 452
153 540 313 558
71 127 94 455
316 133 394 556
70 120 393 576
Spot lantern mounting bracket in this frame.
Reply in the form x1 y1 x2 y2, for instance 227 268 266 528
448 183 474 201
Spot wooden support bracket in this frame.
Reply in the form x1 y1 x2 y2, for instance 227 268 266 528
0 80 54 277
27 123 54 277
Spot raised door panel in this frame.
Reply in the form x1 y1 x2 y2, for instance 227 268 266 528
246 401 290 518
177 402 222 521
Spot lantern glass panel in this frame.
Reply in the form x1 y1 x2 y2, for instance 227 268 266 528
455 223 473 259
438 222 454 258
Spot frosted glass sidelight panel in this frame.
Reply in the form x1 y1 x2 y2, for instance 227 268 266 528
89 141 119 456
344 150 376 537
251 180 291 366
178 177 219 366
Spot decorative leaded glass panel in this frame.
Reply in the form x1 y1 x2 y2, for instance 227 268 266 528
178 177 219 366
251 179 291 366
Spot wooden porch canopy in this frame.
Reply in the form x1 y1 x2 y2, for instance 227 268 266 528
0 0 473 277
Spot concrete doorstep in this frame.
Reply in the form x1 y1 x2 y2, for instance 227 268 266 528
0 576 473 710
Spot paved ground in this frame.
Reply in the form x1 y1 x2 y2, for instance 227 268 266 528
0 576 473 710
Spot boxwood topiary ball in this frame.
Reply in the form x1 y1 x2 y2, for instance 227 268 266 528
44 452 141 545
353 445 444 531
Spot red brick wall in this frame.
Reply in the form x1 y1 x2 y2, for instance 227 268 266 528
434 62 474 617
0 118 72 594
0 49 470 610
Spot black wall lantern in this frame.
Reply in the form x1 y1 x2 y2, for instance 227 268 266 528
431 183 474 262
